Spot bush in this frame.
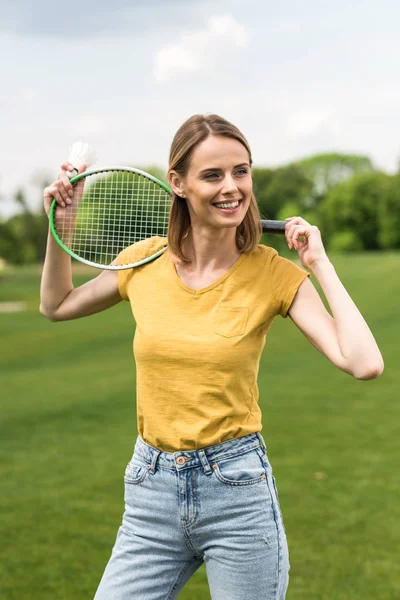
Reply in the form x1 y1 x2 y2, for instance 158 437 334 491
328 230 364 252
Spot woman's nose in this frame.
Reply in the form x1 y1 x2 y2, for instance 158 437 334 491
221 175 238 194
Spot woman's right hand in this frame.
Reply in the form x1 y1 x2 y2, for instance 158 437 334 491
43 162 86 218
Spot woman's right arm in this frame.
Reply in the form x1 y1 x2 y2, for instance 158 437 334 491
40 163 123 322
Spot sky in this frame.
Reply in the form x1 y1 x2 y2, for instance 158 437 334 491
1 0 400 216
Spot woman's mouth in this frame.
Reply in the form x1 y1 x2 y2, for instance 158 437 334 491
212 199 242 212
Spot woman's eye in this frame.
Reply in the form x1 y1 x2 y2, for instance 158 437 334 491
203 169 248 180
204 169 247 179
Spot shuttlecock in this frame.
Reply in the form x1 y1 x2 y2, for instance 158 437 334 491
67 141 96 178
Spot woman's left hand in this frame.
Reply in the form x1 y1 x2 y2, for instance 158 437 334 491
284 216 329 271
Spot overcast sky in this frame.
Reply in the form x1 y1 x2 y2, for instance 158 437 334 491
1 0 400 216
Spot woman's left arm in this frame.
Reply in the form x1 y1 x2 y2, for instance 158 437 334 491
284 216 384 381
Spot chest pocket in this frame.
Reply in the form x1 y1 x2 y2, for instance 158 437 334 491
213 306 248 338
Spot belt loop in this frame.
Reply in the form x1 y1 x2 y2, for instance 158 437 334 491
198 449 213 474
149 449 161 474
256 431 267 452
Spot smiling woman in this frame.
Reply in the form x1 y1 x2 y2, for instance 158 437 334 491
167 114 262 265
40 112 384 600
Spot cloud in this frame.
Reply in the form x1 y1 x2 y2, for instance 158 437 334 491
66 113 132 138
154 14 248 83
286 110 341 139
21 88 39 105
0 0 209 38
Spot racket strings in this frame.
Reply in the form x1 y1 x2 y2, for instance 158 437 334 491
54 170 170 267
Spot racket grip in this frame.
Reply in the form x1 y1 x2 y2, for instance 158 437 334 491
261 220 286 234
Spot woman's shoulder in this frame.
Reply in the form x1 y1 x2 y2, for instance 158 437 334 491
247 244 304 276
255 243 278 256
117 236 167 266
247 243 279 264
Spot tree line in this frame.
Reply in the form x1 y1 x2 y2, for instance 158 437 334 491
1 154 399 265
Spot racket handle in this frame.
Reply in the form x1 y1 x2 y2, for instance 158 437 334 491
261 219 286 234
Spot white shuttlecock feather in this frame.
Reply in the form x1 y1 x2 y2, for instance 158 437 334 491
67 141 96 177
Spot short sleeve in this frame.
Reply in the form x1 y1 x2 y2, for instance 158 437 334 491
116 248 134 301
116 236 168 301
269 249 311 318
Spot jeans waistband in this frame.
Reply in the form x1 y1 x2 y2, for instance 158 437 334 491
133 431 268 475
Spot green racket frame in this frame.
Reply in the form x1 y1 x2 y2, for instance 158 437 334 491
49 166 171 270
49 165 287 270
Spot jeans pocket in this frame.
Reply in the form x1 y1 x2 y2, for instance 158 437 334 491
212 449 266 486
124 459 149 485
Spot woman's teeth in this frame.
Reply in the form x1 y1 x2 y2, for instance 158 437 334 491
213 200 240 209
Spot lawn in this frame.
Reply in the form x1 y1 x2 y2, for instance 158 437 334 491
0 251 399 599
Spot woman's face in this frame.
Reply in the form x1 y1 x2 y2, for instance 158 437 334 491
170 135 253 232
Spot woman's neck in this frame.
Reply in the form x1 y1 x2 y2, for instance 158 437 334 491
181 226 240 273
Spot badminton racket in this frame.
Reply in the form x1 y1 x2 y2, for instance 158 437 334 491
49 166 287 270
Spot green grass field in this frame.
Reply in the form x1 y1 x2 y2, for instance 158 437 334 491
1 252 399 599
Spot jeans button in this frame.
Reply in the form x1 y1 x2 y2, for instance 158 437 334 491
176 456 186 465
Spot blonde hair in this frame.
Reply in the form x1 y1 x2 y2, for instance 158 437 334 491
167 114 262 263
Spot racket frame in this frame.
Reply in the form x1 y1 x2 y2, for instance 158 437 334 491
49 165 287 270
49 166 171 270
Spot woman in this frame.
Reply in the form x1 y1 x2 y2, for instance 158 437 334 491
41 114 384 599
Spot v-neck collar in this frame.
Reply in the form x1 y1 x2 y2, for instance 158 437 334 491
168 252 248 295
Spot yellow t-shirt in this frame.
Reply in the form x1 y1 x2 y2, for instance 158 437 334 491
118 240 310 452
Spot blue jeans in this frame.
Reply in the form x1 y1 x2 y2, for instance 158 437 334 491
94 432 289 599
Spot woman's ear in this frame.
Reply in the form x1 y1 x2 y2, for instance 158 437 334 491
168 170 185 197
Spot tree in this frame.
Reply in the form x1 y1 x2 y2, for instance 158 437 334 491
377 173 400 249
317 171 391 251
295 153 374 206
0 187 48 264
253 165 313 220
